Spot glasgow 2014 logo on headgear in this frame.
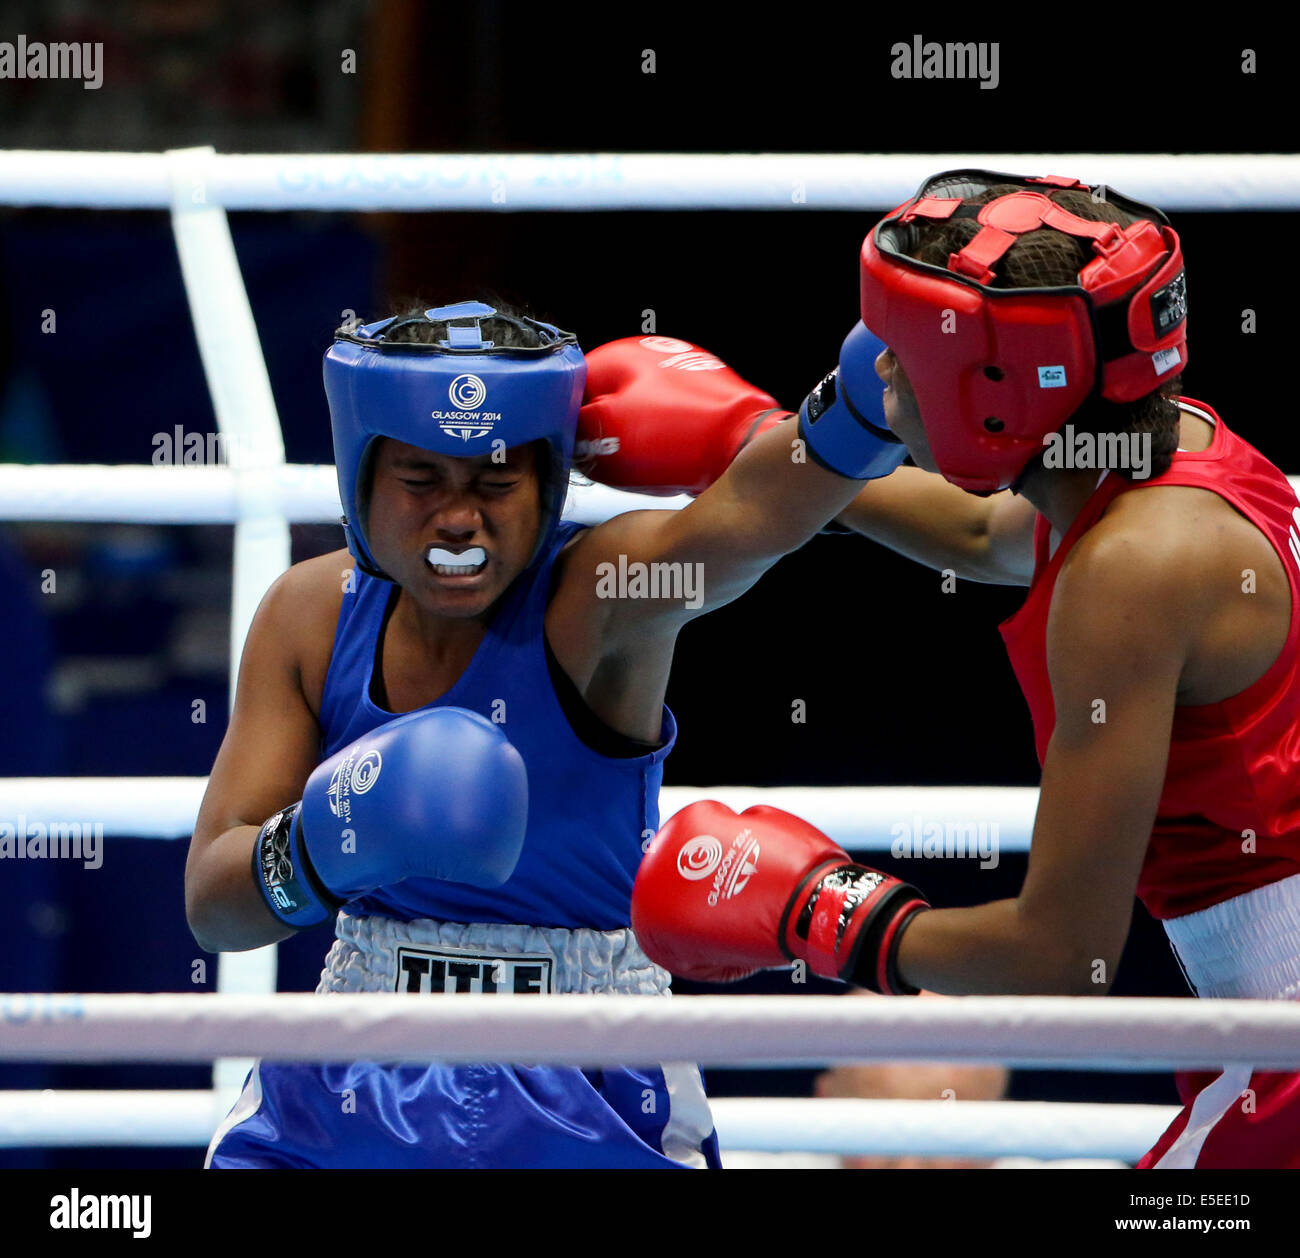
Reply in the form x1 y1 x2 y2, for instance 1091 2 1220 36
450 374 487 410
433 374 498 441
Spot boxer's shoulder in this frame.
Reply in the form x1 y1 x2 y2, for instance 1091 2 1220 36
278 547 354 611
1052 482 1289 690
1050 493 1207 641
261 549 351 717
1069 488 1198 574
1098 479 1283 596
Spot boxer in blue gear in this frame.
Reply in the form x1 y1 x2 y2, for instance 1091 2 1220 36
186 300 899 1169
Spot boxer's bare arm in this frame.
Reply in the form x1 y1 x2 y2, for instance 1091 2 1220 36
835 466 1036 585
545 423 865 742
579 419 868 620
185 558 342 953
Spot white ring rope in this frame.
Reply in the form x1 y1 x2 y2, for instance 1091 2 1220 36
0 1090 228 1149
2 463 1298 525
1 151 1298 211
2 994 1298 1071
0 463 338 524
0 465 694 524
0 1090 1177 1160
0 779 1037 852
710 1097 1175 1161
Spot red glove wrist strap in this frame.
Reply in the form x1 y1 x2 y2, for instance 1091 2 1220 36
782 862 928 994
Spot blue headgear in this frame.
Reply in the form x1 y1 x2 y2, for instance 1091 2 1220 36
324 301 587 580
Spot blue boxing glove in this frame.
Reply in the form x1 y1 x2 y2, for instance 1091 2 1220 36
253 706 528 930
797 322 907 480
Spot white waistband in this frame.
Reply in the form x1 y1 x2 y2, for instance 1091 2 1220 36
1163 874 1300 1000
316 911 672 996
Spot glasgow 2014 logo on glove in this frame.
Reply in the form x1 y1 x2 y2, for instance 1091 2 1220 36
326 749 383 823
705 829 761 908
677 835 724 880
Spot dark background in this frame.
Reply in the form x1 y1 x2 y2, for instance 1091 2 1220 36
0 4 1293 1166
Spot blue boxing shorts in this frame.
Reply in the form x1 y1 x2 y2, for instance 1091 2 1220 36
206 914 720 1170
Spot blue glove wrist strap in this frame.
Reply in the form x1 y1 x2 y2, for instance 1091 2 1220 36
797 368 907 480
253 802 341 930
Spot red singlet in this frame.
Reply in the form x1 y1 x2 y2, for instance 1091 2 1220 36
998 398 1300 1168
999 398 1300 920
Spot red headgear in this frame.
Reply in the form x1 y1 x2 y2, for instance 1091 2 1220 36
860 170 1188 493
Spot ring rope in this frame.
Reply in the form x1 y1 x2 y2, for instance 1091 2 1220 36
0 1090 1178 1160
0 779 1037 851
2 994 1299 1070
0 150 1298 211
0 464 692 524
1 464 1295 524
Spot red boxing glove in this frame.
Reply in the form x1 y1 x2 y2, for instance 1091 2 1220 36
577 335 789 495
631 801 929 993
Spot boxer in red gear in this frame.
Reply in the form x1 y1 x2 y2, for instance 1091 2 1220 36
630 176 1300 1170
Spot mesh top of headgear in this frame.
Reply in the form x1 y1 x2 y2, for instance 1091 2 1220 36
873 169 1173 293
334 302 579 356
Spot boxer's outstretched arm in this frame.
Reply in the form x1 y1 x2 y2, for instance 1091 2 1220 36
563 422 867 627
186 567 324 953
569 329 902 624
835 467 1037 586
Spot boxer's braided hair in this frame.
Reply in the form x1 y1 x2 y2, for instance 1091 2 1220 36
910 185 1184 482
